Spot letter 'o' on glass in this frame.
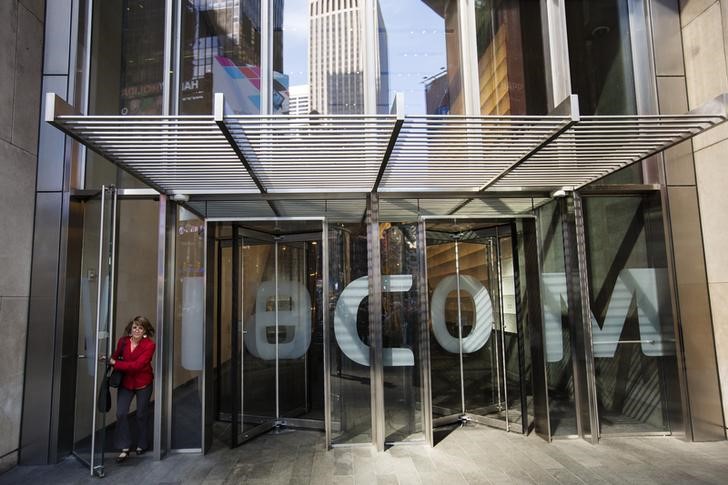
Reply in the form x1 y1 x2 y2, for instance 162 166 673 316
430 274 493 353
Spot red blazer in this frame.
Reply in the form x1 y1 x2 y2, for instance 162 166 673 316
111 336 156 390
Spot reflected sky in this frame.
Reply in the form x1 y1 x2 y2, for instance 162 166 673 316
279 0 450 114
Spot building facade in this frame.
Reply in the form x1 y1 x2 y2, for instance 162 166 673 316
2 0 728 478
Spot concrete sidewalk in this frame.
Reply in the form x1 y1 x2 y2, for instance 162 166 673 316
2 424 727 484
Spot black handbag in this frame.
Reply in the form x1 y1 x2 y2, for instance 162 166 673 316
109 356 123 388
97 366 113 413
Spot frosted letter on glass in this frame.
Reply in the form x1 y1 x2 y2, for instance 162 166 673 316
333 275 415 366
430 274 493 353
245 280 312 360
541 268 674 362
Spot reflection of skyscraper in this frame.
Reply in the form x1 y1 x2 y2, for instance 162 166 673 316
119 0 166 115
424 71 449 115
181 0 262 113
289 84 311 115
309 0 387 114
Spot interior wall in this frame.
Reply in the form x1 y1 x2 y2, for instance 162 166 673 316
0 0 44 474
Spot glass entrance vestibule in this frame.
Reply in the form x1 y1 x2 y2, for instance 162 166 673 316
204 217 537 450
67 191 688 475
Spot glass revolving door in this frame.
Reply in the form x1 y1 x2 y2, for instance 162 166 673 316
425 220 525 435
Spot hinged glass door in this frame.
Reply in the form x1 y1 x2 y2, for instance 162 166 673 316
72 185 117 478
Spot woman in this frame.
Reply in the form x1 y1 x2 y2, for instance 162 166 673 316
109 316 156 463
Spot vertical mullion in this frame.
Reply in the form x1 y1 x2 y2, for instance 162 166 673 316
561 194 599 444
417 220 434 446
510 220 529 434
322 221 332 448
573 193 600 443
231 224 240 446
367 193 384 450
153 195 167 459
454 239 465 415
261 0 271 114
274 239 280 420
162 0 173 115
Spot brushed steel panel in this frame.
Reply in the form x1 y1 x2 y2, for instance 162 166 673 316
42 0 73 75
20 192 63 464
523 218 550 441
53 196 84 460
37 76 68 192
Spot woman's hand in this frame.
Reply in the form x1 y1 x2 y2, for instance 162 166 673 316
109 357 116 365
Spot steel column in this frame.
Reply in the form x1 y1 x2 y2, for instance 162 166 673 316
417 220 434 446
322 221 332 448
153 195 168 460
230 224 241 444
367 193 385 451
560 193 599 444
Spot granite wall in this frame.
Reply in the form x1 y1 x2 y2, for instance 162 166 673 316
681 0 728 434
0 0 44 474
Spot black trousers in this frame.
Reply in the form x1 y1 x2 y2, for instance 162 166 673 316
114 384 153 450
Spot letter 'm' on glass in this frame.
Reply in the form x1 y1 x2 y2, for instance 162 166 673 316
430 274 493 353
541 269 675 361
334 275 415 367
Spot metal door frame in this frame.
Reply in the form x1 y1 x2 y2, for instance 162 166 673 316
70 187 168 473
70 185 117 478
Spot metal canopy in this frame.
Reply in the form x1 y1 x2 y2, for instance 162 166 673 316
46 92 728 198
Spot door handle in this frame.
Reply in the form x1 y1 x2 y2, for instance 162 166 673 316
78 354 87 359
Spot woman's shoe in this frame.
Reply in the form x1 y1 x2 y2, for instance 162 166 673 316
116 449 130 463
135 447 145 456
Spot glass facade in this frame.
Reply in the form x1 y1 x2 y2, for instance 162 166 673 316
86 0 166 189
180 0 262 115
274 0 309 114
583 194 681 435
49 0 705 464
328 222 372 445
380 223 423 443
537 199 578 437
172 207 205 449
475 0 546 115
565 0 642 184
378 0 461 115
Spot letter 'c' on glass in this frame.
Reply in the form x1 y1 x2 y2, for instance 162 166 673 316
334 275 415 367
430 274 493 353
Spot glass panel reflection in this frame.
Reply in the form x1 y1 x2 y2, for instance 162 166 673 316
180 1 262 115
565 0 641 184
381 223 423 443
425 220 524 435
426 238 463 418
313 0 366 114
537 199 578 437
240 233 277 426
273 0 308 114
475 0 546 115
583 195 680 435
171 207 205 449
86 0 165 188
378 0 463 114
278 238 325 421
329 223 372 445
